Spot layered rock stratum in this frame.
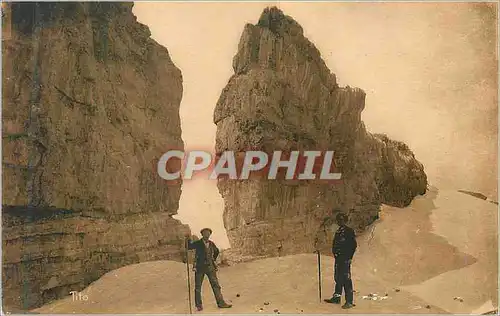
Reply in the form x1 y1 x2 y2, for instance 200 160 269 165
215 7 428 258
2 2 188 310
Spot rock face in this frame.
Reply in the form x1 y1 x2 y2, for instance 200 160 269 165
214 7 427 258
2 3 188 310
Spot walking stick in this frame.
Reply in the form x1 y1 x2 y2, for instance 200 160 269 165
316 250 322 302
185 239 193 314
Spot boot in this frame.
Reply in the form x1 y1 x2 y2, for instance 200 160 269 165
196 305 203 311
341 302 355 309
218 302 232 308
324 296 341 304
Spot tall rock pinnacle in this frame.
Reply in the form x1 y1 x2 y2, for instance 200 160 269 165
214 7 427 259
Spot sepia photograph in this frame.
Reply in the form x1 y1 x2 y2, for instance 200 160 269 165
1 1 498 314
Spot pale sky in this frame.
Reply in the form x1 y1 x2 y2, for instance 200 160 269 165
133 2 497 248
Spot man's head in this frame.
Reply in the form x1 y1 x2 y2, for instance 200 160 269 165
335 213 348 226
200 228 212 240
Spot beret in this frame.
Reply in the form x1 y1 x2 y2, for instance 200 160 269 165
200 228 212 234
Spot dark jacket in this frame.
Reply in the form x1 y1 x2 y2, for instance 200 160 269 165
332 225 357 260
187 239 220 269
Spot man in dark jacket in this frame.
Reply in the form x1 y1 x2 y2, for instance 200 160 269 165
324 212 357 309
186 228 232 311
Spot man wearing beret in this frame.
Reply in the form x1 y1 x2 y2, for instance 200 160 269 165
324 212 357 309
186 228 232 311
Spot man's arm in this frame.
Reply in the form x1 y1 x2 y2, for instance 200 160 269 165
212 242 220 261
347 228 357 259
332 230 339 256
185 237 197 250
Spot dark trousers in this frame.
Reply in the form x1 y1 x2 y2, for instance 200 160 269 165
333 257 354 303
194 266 224 307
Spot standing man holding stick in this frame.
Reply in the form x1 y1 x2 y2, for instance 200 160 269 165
324 212 357 309
185 228 232 311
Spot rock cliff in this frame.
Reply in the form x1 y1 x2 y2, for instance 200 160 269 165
2 2 188 310
214 7 427 258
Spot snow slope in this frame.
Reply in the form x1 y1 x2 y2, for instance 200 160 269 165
33 188 497 314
